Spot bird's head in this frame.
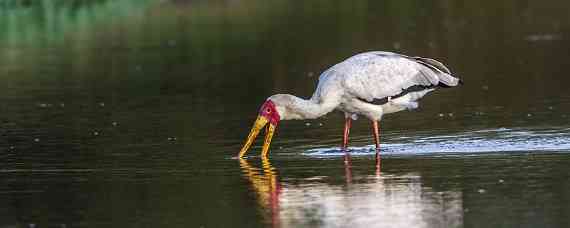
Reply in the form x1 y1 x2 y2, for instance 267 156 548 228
237 98 282 158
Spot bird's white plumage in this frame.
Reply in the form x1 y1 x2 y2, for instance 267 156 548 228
269 51 461 121
309 51 460 120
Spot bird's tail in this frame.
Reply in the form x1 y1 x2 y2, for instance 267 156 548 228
412 56 462 88
438 73 463 88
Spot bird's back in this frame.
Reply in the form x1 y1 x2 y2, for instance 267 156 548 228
313 51 461 104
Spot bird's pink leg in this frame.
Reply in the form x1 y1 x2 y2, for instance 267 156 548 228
342 117 352 150
373 121 383 169
372 121 380 152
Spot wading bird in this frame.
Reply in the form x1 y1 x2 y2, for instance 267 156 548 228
238 51 462 158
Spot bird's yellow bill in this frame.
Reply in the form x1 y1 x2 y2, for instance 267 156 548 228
238 115 276 158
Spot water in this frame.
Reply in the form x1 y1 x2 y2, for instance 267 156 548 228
307 127 570 156
1 0 570 227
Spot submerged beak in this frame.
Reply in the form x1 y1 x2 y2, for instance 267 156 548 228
238 115 277 158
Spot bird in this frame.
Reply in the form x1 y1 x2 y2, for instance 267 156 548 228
238 51 462 158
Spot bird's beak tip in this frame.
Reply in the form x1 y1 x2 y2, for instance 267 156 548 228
238 115 271 158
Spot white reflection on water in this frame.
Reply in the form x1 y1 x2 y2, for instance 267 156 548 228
306 127 570 156
240 157 462 228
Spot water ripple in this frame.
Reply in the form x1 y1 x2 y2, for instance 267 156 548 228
306 127 570 156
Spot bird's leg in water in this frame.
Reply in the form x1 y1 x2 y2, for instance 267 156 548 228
372 121 382 169
344 152 352 184
342 117 352 150
372 121 380 152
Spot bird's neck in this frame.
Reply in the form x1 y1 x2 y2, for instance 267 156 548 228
282 95 338 120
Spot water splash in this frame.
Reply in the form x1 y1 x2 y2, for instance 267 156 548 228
306 127 570 156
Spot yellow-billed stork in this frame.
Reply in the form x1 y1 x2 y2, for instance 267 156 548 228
238 51 462 158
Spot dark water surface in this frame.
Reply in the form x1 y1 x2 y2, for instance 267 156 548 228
1 0 570 227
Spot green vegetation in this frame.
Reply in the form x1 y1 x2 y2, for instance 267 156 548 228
0 0 152 46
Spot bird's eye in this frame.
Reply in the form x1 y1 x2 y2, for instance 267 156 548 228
266 108 271 113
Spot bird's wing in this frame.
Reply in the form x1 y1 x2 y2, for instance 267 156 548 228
409 56 459 87
331 52 460 103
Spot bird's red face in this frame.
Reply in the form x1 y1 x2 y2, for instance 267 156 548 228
238 100 281 158
259 100 280 126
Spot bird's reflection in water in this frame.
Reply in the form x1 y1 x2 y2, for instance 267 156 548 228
344 152 381 184
239 158 282 228
240 156 462 228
